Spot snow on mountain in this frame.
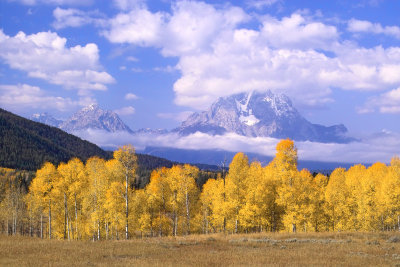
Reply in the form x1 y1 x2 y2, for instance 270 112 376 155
59 104 133 133
30 112 63 127
176 90 355 143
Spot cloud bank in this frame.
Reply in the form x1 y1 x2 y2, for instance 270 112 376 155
72 130 400 165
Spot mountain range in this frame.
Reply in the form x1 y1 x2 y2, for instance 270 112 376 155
175 91 354 143
31 90 354 144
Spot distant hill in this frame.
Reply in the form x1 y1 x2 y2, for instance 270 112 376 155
0 108 219 188
0 108 112 171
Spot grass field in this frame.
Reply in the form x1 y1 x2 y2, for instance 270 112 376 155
1 232 400 266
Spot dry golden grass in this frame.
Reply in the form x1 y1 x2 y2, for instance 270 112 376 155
1 232 400 266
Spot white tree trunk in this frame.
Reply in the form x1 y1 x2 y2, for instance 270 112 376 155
125 171 129 240
49 199 52 239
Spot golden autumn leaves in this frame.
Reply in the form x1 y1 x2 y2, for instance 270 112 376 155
25 140 400 239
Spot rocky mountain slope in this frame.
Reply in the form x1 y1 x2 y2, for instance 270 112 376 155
59 104 133 133
176 91 354 143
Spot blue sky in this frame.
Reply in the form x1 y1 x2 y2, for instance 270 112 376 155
1 0 400 162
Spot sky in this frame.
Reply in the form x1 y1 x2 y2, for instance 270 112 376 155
1 0 400 163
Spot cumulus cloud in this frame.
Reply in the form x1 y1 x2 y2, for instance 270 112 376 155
114 106 135 115
359 87 400 114
102 8 165 46
52 7 106 29
0 30 114 94
125 93 138 100
72 130 400 164
103 1 249 57
100 3 400 111
348 19 400 39
0 83 79 112
9 0 93 5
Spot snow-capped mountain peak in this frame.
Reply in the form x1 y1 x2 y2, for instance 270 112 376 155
59 104 133 133
176 90 355 143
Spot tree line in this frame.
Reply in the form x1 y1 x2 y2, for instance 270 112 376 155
0 140 399 239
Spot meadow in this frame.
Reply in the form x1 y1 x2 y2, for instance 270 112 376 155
1 232 400 266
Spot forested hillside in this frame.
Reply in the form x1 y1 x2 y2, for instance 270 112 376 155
0 108 111 170
0 108 207 182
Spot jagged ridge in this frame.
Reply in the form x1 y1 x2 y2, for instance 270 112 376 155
176 90 355 143
59 104 133 133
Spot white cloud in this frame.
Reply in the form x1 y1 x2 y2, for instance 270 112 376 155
9 0 93 5
360 88 400 114
348 19 400 39
125 93 138 100
260 13 339 50
157 111 193 122
114 106 135 115
102 8 165 46
52 7 106 29
0 83 79 112
0 30 114 93
101 3 400 111
72 130 400 164
103 1 249 57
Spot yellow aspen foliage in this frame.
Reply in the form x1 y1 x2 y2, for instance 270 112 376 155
309 173 329 232
104 181 125 239
28 162 58 239
113 145 137 239
146 168 173 236
239 161 263 231
56 158 85 240
379 157 400 231
200 176 226 233
225 152 249 233
325 168 348 231
84 157 108 240
256 164 282 232
345 164 367 230
360 162 387 230
19 140 400 238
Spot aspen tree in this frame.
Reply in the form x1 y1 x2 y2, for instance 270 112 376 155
360 162 387 230
146 168 172 236
379 157 400 231
57 158 85 240
85 157 108 240
273 139 298 232
225 152 249 233
104 181 125 239
113 145 137 239
325 168 348 231
309 173 328 232
345 164 366 230
29 162 57 239
239 161 263 231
